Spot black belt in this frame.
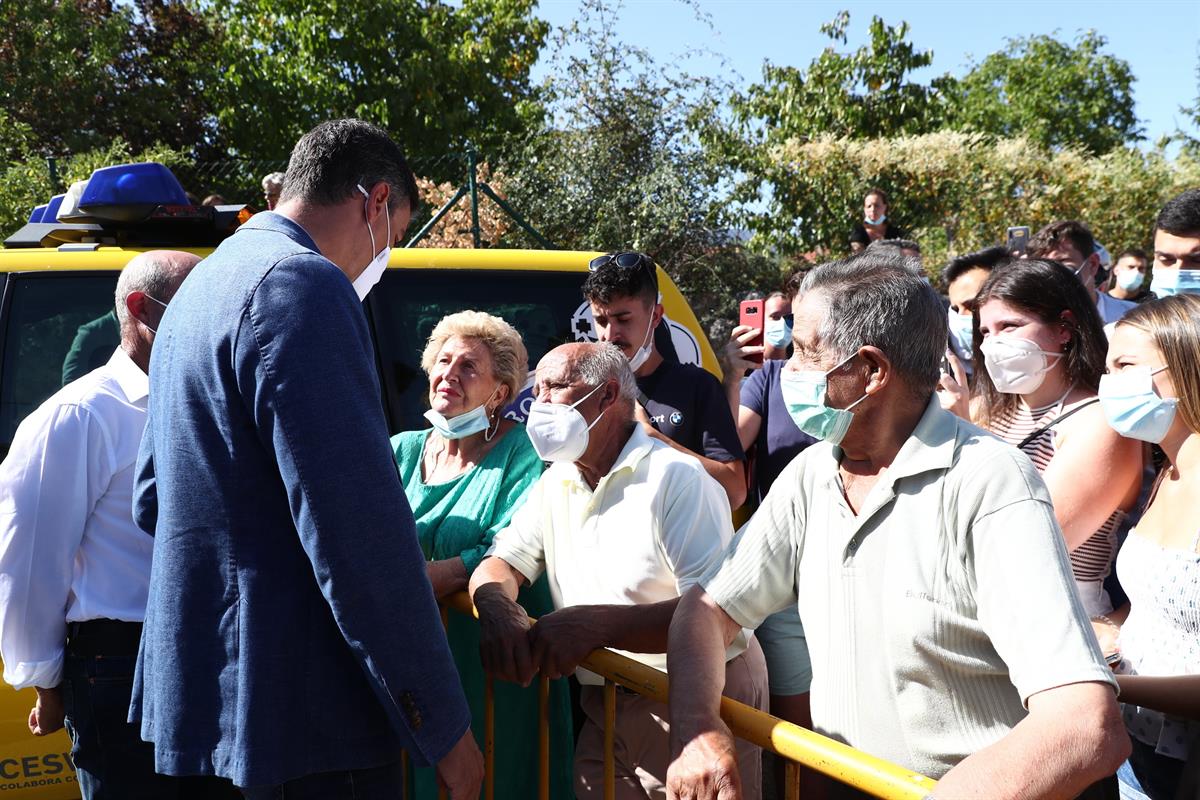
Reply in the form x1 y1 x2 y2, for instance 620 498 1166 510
66 619 143 658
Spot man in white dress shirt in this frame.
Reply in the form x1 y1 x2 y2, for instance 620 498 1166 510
469 342 767 800
0 250 228 800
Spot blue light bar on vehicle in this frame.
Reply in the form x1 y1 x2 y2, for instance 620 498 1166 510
76 162 190 223
43 194 65 223
28 205 47 223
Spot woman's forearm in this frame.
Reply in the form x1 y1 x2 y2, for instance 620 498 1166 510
1117 674 1200 720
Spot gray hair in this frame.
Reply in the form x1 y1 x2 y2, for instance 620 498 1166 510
799 250 944 398
867 238 921 255
115 251 199 327
261 172 285 192
574 343 638 402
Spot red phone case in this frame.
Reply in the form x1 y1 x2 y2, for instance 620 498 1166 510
739 300 764 364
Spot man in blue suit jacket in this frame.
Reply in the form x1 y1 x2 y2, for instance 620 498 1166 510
132 119 483 798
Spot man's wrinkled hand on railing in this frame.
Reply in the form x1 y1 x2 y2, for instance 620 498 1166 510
474 583 537 687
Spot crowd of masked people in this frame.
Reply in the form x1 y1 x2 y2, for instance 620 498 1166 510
0 118 1194 800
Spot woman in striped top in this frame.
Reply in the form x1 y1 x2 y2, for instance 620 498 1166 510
970 259 1143 616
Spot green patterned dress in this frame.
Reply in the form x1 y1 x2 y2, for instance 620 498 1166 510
392 425 574 799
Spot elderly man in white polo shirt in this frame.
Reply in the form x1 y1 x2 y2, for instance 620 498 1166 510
665 252 1131 800
469 342 767 800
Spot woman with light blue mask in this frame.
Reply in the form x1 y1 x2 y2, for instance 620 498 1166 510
390 310 575 800
972 259 1143 617
1093 294 1200 800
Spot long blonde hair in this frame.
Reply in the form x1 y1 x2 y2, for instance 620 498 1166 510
1115 293 1200 435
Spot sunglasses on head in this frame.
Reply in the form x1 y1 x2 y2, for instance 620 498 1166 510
588 251 658 289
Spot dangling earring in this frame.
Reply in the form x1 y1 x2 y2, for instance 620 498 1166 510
484 410 500 442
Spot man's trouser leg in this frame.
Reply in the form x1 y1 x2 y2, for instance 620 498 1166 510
574 637 769 800
63 619 185 799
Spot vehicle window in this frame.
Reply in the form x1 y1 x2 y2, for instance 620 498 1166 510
0 273 119 458
369 269 589 434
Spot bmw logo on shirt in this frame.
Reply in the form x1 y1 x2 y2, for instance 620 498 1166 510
670 411 684 426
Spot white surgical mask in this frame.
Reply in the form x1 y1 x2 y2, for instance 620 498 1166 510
525 382 607 462
353 183 390 301
1115 269 1144 292
424 385 500 441
980 336 1063 395
627 315 656 372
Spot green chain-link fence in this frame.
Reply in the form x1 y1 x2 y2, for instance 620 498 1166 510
29 150 551 250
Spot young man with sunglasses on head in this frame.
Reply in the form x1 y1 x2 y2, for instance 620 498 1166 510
582 253 747 509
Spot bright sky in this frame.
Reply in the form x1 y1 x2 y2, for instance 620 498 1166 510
531 0 1200 146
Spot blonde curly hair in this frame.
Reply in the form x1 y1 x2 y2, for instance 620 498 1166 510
421 310 529 404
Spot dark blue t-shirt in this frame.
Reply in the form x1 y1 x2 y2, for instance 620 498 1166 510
739 359 818 504
636 360 744 463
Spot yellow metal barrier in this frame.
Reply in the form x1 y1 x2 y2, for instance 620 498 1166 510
438 592 936 800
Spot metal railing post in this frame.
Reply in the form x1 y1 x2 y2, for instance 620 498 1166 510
603 680 617 800
538 677 550 800
785 760 801 800
484 675 495 800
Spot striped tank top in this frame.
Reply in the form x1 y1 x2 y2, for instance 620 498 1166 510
989 396 1123 582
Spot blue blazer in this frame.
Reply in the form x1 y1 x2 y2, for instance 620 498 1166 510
133 213 470 787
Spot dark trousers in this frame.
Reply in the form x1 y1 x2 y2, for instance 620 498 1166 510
63 619 241 800
239 760 405 800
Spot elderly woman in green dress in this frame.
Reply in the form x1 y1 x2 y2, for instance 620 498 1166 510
392 310 572 799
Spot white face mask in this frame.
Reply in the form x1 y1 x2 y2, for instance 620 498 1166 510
627 314 656 372
980 335 1063 395
353 184 390 301
525 382 607 463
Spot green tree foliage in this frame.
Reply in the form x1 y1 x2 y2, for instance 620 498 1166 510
740 131 1200 273
498 0 781 334
947 31 1141 155
0 0 222 159
728 11 953 143
207 0 548 174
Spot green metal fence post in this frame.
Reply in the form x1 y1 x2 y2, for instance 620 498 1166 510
467 148 482 249
46 158 62 194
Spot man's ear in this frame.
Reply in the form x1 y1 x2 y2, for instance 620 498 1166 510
125 291 148 326
599 379 620 411
858 346 893 394
365 181 391 223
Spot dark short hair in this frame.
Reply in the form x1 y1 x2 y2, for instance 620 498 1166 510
1028 220 1095 262
943 245 1010 286
581 254 658 306
865 187 889 206
280 119 419 213
1155 189 1200 238
1116 247 1149 262
972 258 1108 427
782 268 809 301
